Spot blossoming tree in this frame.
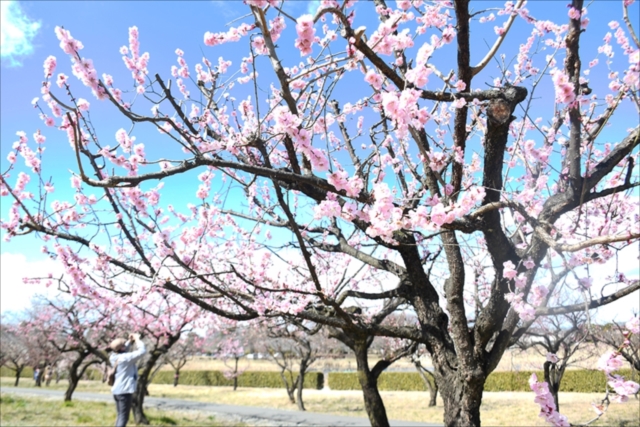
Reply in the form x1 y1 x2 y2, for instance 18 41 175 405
1 0 639 426
21 296 118 401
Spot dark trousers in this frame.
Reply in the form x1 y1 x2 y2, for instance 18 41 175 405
113 393 133 427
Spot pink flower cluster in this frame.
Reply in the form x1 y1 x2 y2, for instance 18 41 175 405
626 316 640 334
380 89 430 138
550 68 575 104
55 27 106 100
607 375 640 402
567 7 581 20
597 345 640 402
120 27 150 91
365 69 384 90
327 170 364 198
505 292 536 321
529 373 570 426
204 23 255 47
295 15 316 56
366 182 404 241
269 16 286 43
271 106 328 172
43 56 56 79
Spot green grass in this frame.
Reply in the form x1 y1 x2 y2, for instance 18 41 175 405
0 394 233 426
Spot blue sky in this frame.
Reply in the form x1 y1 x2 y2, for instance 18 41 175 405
1 0 638 316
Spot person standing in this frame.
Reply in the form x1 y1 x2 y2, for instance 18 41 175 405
44 365 53 386
109 333 146 427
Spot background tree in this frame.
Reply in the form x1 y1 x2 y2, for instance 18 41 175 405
0 322 30 386
261 319 323 411
1 1 639 426
162 332 204 387
118 291 204 425
411 344 438 407
513 311 591 410
22 297 115 401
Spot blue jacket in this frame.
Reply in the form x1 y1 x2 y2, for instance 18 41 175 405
109 341 146 395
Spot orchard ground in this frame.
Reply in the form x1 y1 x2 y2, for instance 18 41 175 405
1 377 638 426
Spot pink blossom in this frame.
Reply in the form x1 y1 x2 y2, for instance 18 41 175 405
430 203 447 227
608 375 640 399
269 16 286 42
396 0 411 10
56 73 68 88
295 15 316 56
70 175 82 190
503 261 517 280
597 351 626 374
405 65 431 87
313 194 342 219
578 277 592 289
529 373 570 426
568 7 581 20
551 69 575 104
453 97 467 108
546 353 559 364
530 285 549 306
365 70 384 90
43 56 57 78
77 98 90 111
514 273 527 290
625 316 640 334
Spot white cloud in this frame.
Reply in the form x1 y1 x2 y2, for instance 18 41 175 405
1 1 41 67
0 252 62 315
306 0 321 15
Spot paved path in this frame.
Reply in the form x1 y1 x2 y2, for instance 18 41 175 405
1 387 440 427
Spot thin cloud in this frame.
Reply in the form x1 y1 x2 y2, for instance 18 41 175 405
1 1 41 67
306 0 321 15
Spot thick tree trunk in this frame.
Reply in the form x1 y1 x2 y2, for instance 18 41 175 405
353 343 389 427
133 372 150 425
65 370 79 401
438 372 484 427
132 390 149 426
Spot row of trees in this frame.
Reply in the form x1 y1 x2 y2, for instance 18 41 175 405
3 292 638 419
1 0 639 426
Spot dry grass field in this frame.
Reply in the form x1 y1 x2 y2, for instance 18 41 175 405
1 377 637 426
